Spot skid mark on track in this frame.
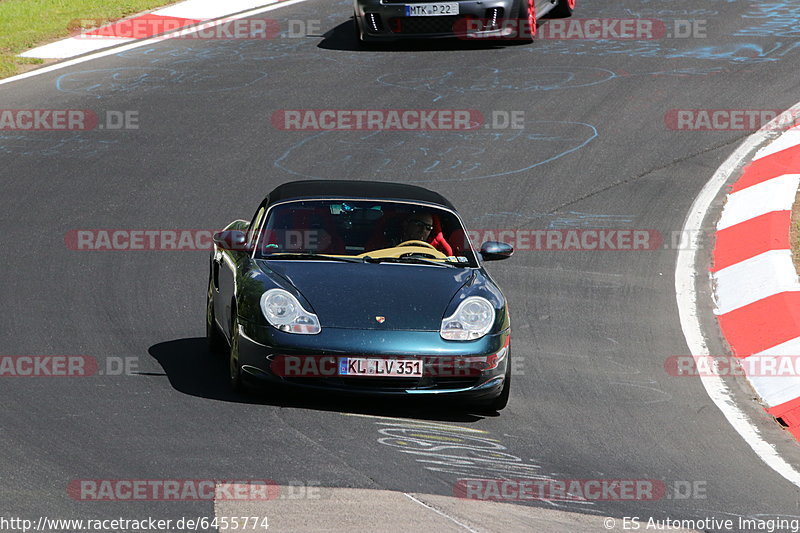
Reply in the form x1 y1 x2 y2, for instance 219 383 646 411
607 381 673 405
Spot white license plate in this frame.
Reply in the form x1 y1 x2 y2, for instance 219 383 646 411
338 358 423 377
405 3 459 16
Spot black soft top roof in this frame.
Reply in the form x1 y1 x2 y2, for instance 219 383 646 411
267 180 454 209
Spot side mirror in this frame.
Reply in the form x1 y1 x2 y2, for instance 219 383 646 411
213 230 249 251
480 241 513 261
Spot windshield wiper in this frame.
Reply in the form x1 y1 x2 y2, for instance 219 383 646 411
262 253 364 263
362 256 460 268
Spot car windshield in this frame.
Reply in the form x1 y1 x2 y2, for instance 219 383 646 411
253 199 476 265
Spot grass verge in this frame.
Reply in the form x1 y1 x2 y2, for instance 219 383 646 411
0 0 177 79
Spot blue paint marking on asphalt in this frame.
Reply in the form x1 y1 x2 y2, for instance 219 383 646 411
530 39 794 63
273 121 598 183
55 67 268 98
532 0 800 63
735 2 800 38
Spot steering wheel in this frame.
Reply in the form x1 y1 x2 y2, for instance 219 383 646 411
397 240 437 250
393 240 448 259
359 240 448 260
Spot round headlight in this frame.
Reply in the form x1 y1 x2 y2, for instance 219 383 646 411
260 289 321 334
440 296 495 341
262 291 298 325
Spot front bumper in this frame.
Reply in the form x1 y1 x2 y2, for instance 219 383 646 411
355 0 521 40
236 320 510 400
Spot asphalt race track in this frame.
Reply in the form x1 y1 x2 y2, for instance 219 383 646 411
2 0 800 530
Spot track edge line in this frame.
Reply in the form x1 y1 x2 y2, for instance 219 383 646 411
675 105 800 488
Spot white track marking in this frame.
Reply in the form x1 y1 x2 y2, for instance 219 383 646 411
716 174 800 230
744 354 800 408
712 250 800 315
751 338 800 407
0 0 309 86
20 37 135 59
403 493 481 533
675 106 800 488
153 0 276 19
759 337 800 358
754 124 800 161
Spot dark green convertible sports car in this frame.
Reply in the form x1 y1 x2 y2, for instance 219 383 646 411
207 180 513 410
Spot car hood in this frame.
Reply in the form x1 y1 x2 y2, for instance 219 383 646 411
258 260 474 330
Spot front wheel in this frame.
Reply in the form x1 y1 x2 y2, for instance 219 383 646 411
228 315 244 393
353 14 368 46
489 368 511 411
206 281 226 355
475 367 511 412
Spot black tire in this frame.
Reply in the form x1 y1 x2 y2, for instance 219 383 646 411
548 0 573 18
353 15 385 49
353 14 365 45
475 366 511 412
228 313 244 393
206 281 226 355
489 367 511 411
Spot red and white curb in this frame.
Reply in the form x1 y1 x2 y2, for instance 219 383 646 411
711 124 800 439
19 0 278 59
